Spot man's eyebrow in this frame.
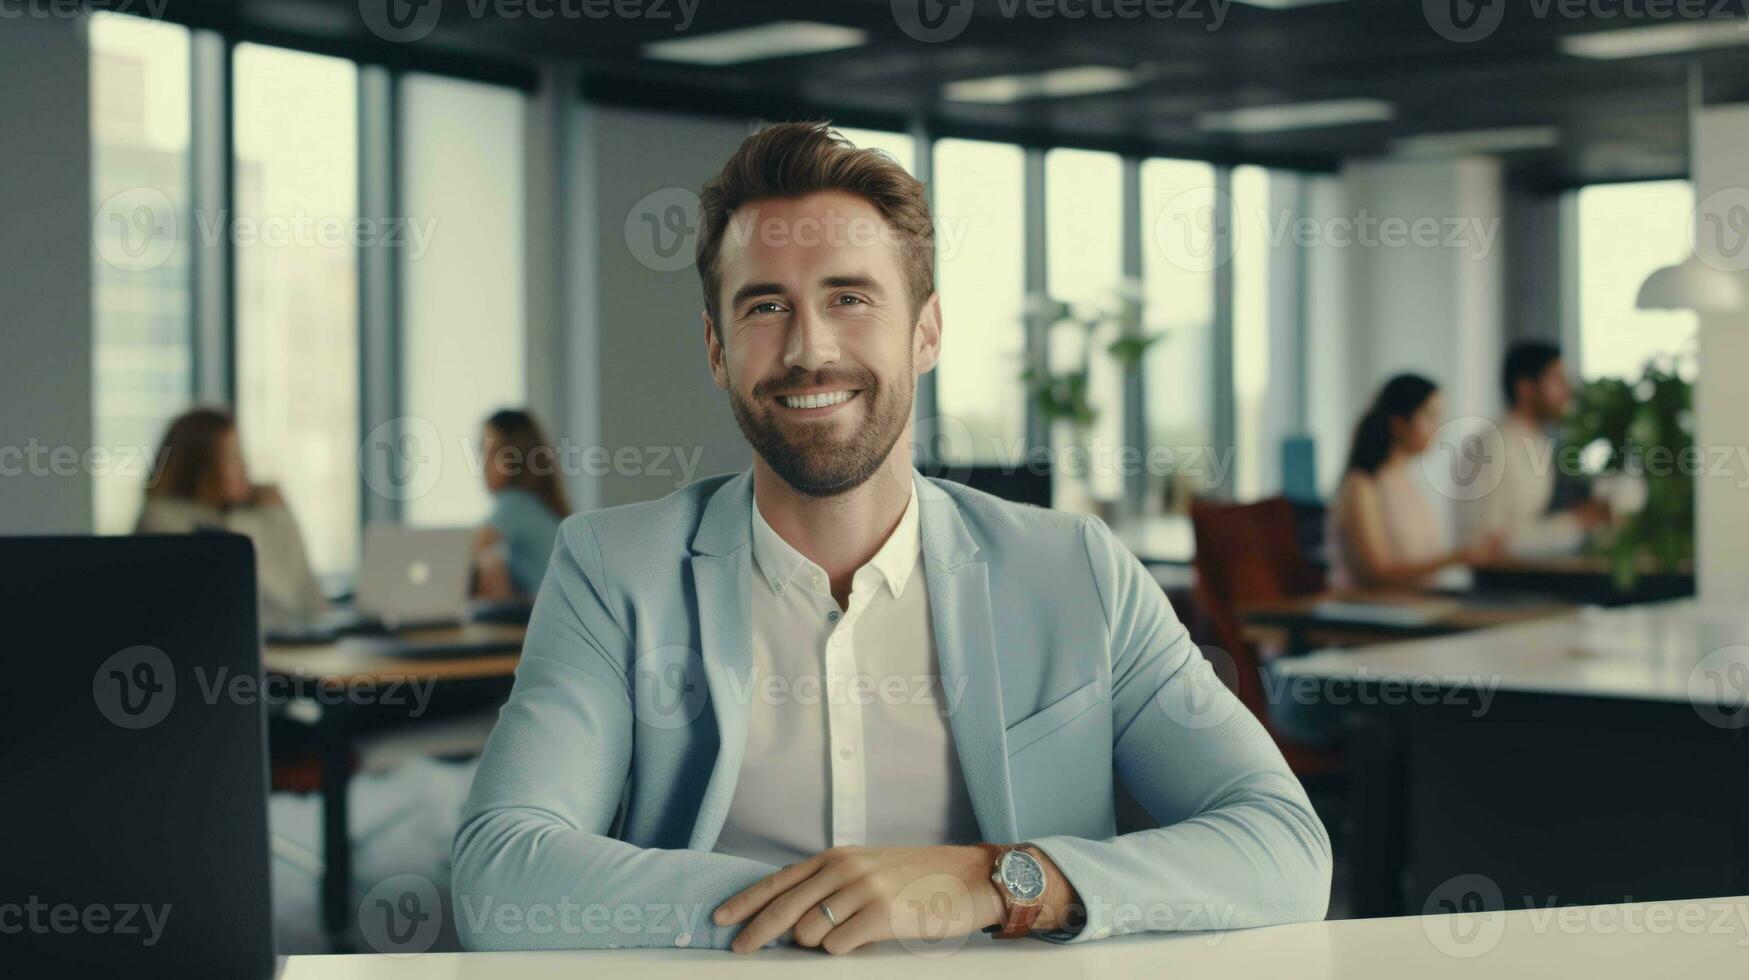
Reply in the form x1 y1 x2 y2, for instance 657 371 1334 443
729 282 786 309
821 275 885 294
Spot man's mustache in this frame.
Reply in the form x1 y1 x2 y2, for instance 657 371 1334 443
754 368 878 399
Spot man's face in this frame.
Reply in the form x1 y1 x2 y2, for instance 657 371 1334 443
1529 358 1574 421
704 191 941 497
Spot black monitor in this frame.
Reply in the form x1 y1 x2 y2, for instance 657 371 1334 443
0 535 275 979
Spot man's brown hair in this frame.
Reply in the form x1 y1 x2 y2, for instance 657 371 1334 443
695 120 935 334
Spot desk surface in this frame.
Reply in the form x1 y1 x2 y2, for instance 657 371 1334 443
263 623 525 685
1109 513 1195 566
1277 599 1749 705
280 895 1749 979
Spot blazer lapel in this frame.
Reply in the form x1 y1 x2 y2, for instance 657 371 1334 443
917 476 1020 843
686 469 755 850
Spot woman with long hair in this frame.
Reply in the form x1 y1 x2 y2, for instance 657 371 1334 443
473 409 570 599
136 407 327 619
1327 374 1501 591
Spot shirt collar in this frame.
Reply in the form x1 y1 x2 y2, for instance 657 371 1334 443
749 475 921 600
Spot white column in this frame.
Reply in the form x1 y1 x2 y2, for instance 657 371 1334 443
1692 106 1749 606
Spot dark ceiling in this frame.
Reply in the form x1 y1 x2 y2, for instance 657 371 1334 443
144 0 1749 189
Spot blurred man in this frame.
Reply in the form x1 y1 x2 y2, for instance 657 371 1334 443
1458 342 1610 558
453 122 1330 955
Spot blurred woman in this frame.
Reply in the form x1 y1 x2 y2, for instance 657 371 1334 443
1327 374 1501 591
136 407 327 620
473 409 569 600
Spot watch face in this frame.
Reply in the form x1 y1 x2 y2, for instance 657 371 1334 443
999 850 1046 901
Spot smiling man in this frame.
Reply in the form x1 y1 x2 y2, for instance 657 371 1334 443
452 121 1331 954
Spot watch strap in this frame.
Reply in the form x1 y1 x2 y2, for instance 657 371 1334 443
981 844 1044 940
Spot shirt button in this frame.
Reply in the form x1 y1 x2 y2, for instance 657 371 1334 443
838 746 854 760
812 574 824 589
774 582 784 594
674 933 691 947
827 610 840 622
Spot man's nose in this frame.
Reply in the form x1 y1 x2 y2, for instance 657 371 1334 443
782 305 839 373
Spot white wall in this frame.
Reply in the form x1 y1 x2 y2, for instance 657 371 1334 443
1692 105 1749 607
563 105 755 511
1334 156 1505 527
0 16 93 534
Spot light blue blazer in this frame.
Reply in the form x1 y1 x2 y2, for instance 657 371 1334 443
452 468 1331 950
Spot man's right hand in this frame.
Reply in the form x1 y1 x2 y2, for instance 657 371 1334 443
1572 498 1612 530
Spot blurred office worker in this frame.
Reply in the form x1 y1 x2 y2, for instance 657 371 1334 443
1457 342 1610 558
472 409 569 600
135 407 327 620
1327 375 1501 591
453 122 1331 954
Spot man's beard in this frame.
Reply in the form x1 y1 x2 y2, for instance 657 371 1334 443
728 359 913 498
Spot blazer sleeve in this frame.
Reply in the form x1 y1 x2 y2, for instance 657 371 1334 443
1025 516 1332 942
451 516 781 950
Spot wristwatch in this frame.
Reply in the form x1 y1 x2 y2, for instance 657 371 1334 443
981 844 1046 939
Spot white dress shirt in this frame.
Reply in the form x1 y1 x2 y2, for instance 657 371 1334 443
711 476 982 867
1455 415 1586 558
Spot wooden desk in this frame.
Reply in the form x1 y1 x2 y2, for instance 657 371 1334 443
1238 590 1578 653
280 894 1749 978
266 623 525 949
1276 601 1749 917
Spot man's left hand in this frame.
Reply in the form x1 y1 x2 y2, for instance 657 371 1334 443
714 845 1006 955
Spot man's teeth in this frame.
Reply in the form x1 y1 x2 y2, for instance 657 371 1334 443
779 390 855 409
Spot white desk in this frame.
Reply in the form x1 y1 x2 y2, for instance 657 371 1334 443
1276 599 1749 708
280 896 1749 978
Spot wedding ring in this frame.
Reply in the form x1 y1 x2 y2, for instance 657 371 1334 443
820 902 839 926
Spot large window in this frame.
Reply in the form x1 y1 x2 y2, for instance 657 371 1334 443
1141 157 1218 504
1231 165 1273 501
932 139 1028 463
399 73 528 527
1574 180 1698 381
89 13 194 534
1045 148 1125 502
233 44 361 576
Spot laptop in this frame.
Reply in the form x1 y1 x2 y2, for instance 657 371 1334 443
0 535 276 978
264 525 474 642
354 525 474 630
